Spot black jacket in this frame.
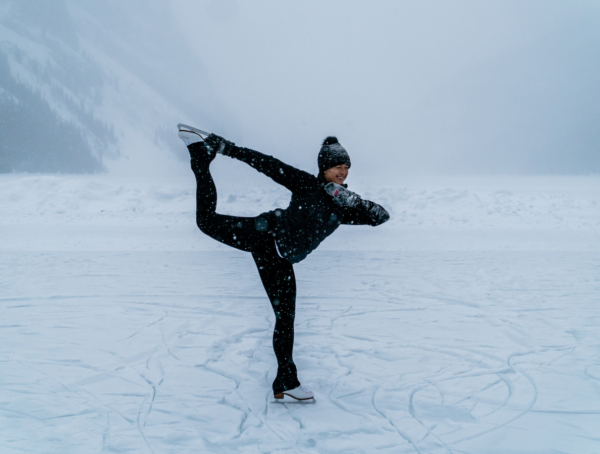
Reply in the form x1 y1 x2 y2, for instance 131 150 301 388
227 146 390 264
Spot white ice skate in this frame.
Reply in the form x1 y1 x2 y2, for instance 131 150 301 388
177 123 210 146
272 385 316 404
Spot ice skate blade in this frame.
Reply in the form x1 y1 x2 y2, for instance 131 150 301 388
177 123 210 139
272 396 316 404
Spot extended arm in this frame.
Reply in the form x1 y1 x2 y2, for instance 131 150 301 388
323 182 389 226
205 134 316 193
342 199 390 226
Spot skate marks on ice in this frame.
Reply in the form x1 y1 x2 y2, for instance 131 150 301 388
369 346 539 452
1 251 600 453
292 251 600 453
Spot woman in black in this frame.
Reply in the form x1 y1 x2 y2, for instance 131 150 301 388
178 125 389 402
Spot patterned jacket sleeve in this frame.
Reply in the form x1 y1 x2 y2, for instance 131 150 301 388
342 199 390 226
226 146 316 194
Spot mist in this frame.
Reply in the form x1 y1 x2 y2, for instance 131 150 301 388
173 0 600 177
1 0 599 176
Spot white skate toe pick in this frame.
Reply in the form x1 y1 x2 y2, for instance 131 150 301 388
273 385 315 403
177 124 210 146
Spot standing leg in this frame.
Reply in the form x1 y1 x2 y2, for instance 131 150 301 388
252 247 301 395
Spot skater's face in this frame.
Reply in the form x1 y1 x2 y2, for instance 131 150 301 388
324 164 349 185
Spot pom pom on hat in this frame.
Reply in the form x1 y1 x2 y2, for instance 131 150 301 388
322 136 339 146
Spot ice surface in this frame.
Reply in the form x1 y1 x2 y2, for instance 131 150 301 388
1 174 599 453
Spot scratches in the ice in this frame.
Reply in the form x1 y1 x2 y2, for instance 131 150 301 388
159 322 180 362
372 383 425 454
122 313 167 341
4 250 600 452
136 376 157 453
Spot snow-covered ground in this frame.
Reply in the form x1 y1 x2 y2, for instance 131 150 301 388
1 173 600 453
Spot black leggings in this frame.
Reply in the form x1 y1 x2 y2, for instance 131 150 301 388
189 143 300 394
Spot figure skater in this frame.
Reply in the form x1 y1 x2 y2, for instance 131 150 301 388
178 124 389 402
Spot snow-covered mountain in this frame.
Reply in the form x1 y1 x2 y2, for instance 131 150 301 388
0 0 218 175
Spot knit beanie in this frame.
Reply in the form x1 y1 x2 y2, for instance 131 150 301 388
318 136 351 174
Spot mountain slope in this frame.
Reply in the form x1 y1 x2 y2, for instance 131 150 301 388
0 0 214 175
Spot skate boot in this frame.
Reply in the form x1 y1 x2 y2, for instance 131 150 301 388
273 385 316 404
324 182 361 208
178 124 216 167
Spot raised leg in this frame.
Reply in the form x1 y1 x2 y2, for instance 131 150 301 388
189 142 267 252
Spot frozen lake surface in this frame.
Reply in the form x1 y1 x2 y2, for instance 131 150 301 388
1 174 599 453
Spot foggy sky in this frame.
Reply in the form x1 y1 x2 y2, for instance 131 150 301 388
2 0 599 176
172 0 600 176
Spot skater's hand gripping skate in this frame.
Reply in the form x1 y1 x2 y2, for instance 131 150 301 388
324 182 361 208
205 133 235 156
